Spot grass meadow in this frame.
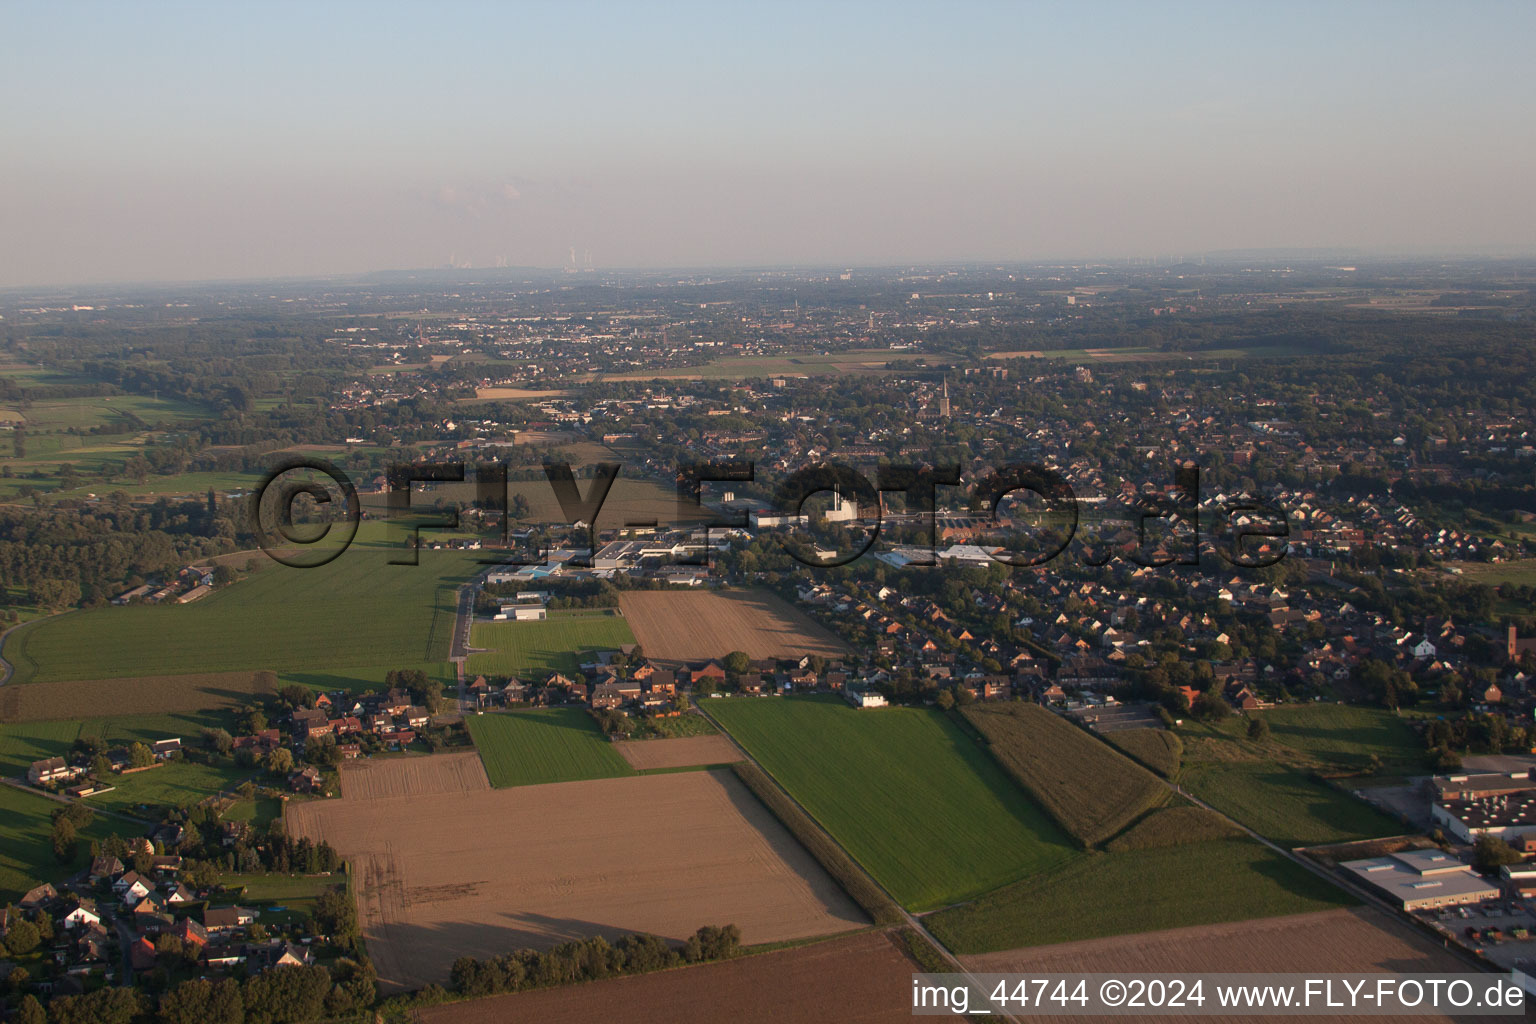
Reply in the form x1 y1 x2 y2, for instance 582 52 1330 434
924 838 1355 954
0 785 140 902
1179 762 1405 847
4 523 477 685
465 708 636 787
708 695 1076 911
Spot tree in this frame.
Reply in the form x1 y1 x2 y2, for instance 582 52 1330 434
722 651 751 675
1473 835 1523 873
203 728 234 756
51 818 78 863
934 689 955 711
1246 716 1270 741
158 977 243 1024
265 747 294 775
30 578 81 612
127 741 155 769
5 917 40 955
242 964 330 1024
45 987 140 1024
16 995 45 1024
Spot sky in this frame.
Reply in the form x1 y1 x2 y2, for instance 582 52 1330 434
3 1 1534 286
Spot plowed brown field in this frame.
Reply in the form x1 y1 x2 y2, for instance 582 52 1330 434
618 589 849 664
288 768 865 992
613 734 742 770
336 751 489 800
415 930 918 1024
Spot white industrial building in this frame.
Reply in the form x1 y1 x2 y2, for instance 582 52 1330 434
1341 849 1498 910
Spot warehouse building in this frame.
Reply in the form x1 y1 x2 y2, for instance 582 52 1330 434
1341 849 1497 910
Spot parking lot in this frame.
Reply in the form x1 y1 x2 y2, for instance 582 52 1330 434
1419 899 1536 969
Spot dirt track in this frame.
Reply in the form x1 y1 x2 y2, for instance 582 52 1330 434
963 907 1486 1023
288 767 865 992
416 930 918 1024
613 735 742 770
618 589 849 664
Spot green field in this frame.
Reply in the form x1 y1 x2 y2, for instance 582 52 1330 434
1258 704 1424 772
1104 727 1183 778
223 796 284 827
466 611 636 679
219 871 343 927
708 695 1076 911
0 710 238 775
1440 559 1536 586
86 759 249 814
0 785 138 902
0 710 251 813
466 708 636 787
4 523 476 685
924 838 1355 954
1181 762 1405 847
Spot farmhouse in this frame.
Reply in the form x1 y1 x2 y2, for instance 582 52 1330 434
29 756 80 785
1341 849 1498 910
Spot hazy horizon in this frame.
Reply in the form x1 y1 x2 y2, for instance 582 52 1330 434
4 1 1534 288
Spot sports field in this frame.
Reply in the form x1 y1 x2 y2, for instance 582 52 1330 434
925 838 1354 954
465 708 636 787
3 523 476 685
707 695 1075 911
465 610 636 679
618 589 850 663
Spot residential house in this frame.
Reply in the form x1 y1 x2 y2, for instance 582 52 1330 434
28 756 77 785
63 900 101 930
203 906 255 935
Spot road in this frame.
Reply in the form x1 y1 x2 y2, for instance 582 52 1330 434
448 570 488 714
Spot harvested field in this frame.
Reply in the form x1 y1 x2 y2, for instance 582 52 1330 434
0 670 276 723
286 769 865 992
418 930 919 1024
618 589 849 664
962 908 1483 1024
337 752 489 801
961 702 1166 847
614 734 742 770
